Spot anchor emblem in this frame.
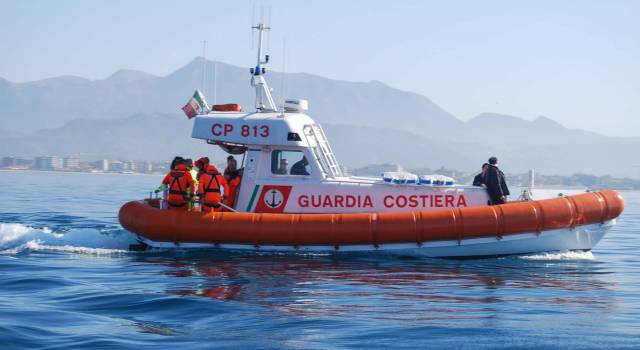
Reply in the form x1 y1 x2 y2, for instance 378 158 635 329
256 185 292 212
264 188 284 208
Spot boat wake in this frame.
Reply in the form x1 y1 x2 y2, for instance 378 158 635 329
520 250 595 260
0 222 137 255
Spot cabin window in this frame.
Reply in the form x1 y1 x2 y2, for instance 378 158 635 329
271 150 311 176
287 132 302 141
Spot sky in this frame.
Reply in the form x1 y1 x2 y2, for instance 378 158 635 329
1 0 638 137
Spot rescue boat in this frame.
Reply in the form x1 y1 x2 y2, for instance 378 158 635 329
118 22 625 257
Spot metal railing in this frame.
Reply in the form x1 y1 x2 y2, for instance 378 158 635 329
303 123 343 178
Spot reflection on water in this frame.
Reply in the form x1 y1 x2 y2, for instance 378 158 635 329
134 321 184 336
141 253 615 322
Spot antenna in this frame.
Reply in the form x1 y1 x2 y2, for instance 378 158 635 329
260 5 264 25
251 4 256 49
213 59 217 105
280 38 286 113
250 20 277 112
266 6 272 51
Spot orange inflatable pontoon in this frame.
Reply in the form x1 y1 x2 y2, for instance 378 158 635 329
119 190 624 256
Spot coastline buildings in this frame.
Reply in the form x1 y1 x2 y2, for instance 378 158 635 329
35 156 64 170
2 155 162 174
91 159 110 172
33 156 81 171
109 161 124 172
1 157 18 167
63 157 80 170
1 156 31 169
1 156 638 189
137 161 153 173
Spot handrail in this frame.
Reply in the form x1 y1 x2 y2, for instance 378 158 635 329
303 123 343 178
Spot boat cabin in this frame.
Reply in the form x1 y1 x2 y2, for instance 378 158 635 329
191 108 489 214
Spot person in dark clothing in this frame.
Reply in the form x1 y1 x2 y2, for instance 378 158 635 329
223 155 240 180
170 156 185 170
485 156 510 205
473 163 489 187
290 157 310 175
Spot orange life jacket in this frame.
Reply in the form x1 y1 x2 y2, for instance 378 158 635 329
162 164 194 207
198 165 227 209
225 174 241 208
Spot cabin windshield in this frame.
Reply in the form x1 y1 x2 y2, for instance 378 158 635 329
271 150 311 176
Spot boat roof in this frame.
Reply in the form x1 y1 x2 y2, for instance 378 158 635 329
191 111 318 147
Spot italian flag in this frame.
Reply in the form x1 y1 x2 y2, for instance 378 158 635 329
181 89 209 119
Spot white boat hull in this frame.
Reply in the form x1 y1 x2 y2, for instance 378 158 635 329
136 220 615 258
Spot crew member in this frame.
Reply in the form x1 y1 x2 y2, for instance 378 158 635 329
485 156 510 205
182 158 199 210
473 163 489 187
199 164 229 212
184 159 198 184
223 156 242 208
276 158 289 174
194 157 210 181
157 160 194 209
169 156 184 170
291 156 310 175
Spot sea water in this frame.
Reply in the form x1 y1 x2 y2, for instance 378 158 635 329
0 170 638 349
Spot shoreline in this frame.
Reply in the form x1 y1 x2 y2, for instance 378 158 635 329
1 168 637 191
0 168 163 177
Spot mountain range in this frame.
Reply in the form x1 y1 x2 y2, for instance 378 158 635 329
1 57 638 177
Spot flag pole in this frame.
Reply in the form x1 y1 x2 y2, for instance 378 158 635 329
213 59 217 105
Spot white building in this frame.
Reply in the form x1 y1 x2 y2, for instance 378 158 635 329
35 156 63 170
63 157 80 169
90 159 109 171
135 161 153 173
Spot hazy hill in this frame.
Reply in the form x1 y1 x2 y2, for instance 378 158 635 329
0 58 459 136
464 113 604 144
1 58 639 177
